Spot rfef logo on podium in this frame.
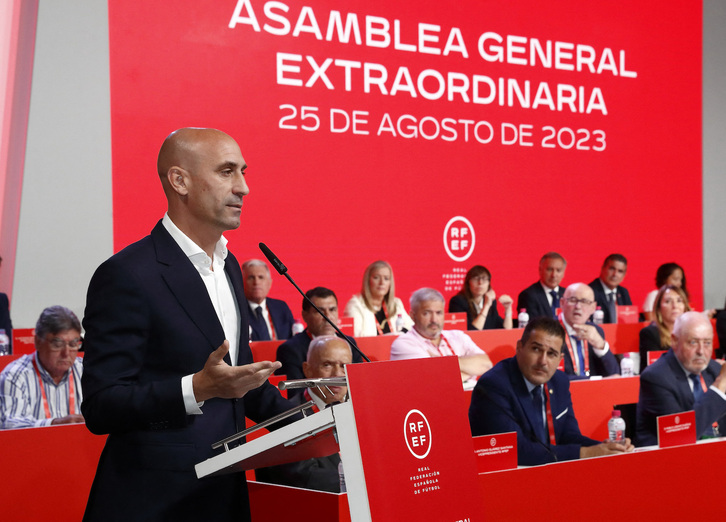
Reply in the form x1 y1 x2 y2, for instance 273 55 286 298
347 357 483 521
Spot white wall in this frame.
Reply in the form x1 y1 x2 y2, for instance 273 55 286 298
12 0 112 327
8 1 726 327
703 0 726 309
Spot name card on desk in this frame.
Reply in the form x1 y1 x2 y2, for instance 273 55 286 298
616 305 639 324
444 312 467 330
657 410 696 448
473 432 517 473
338 316 356 337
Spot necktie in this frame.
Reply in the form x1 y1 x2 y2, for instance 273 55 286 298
575 337 585 376
550 290 560 318
607 292 617 323
255 305 263 320
254 306 271 340
531 385 546 442
690 374 704 402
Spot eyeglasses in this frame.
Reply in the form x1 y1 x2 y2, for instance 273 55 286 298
562 297 595 306
46 337 83 351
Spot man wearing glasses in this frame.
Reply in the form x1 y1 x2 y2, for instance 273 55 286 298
558 282 619 379
469 317 633 465
0 306 84 429
635 311 726 446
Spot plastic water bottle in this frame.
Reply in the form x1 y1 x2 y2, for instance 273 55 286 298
395 313 405 333
517 309 529 329
620 353 635 377
291 319 305 335
0 329 9 356
608 410 626 443
593 306 604 325
338 458 346 493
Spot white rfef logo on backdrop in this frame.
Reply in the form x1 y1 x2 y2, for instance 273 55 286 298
404 409 432 459
443 216 475 262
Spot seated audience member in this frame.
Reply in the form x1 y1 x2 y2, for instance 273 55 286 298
635 311 726 447
558 283 619 379
344 260 413 336
243 259 294 340
638 285 690 372
390 288 492 382
448 265 513 330
642 263 687 322
0 306 84 429
469 317 634 466
589 253 632 324
256 336 351 492
517 252 567 321
0 256 12 353
276 287 362 397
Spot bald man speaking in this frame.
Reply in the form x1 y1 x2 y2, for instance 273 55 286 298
81 128 294 521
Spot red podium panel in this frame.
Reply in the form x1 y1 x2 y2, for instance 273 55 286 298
347 358 482 521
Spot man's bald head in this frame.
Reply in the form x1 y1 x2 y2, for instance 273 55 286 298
157 128 234 187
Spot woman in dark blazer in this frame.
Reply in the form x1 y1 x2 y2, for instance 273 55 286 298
449 265 513 330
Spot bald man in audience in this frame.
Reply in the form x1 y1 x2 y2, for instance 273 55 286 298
558 283 619 379
256 336 351 492
635 311 726 446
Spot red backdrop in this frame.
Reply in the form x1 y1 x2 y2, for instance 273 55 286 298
108 0 703 315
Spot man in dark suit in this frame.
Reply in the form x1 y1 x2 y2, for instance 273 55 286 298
516 252 567 322
275 287 362 397
635 311 726 447
589 253 632 324
242 258 294 340
469 317 633 466
81 128 294 521
257 335 351 492
558 283 619 379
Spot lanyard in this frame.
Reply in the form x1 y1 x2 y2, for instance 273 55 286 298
543 383 557 445
374 301 391 335
561 321 590 376
261 306 276 340
32 358 75 419
433 333 454 357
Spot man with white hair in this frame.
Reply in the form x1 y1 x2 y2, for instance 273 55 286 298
391 288 492 382
635 311 726 446
242 259 294 341
256 335 351 492
558 283 619 378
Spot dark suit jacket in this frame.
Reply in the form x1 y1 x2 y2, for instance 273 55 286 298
248 297 294 341
638 323 668 372
561 322 620 379
469 357 598 465
0 292 11 352
448 294 504 330
588 279 632 324
635 349 726 447
255 394 340 492
81 222 294 522
516 282 563 322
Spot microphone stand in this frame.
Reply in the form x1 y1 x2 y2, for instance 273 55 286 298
259 242 371 363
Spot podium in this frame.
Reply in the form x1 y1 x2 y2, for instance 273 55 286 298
196 357 483 521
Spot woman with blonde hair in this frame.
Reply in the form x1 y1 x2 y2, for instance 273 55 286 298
344 260 413 337
639 285 691 372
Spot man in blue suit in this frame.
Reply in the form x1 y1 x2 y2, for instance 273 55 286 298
81 128 294 521
516 252 567 322
558 283 620 379
242 259 294 340
469 317 633 465
589 253 632 324
635 311 726 447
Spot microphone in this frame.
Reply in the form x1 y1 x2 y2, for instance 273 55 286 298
258 243 371 363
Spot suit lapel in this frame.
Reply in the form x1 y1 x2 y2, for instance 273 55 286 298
509 361 546 443
151 222 226 354
664 351 694 409
225 252 250 364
